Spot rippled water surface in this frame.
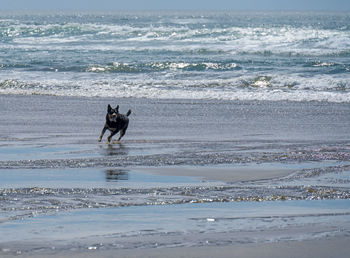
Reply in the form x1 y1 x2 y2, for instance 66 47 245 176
1 12 349 102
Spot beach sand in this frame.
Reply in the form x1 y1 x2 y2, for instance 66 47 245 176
13 237 350 258
1 94 350 257
140 166 294 183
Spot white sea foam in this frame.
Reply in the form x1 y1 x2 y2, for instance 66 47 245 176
1 72 349 103
0 12 349 102
4 19 349 56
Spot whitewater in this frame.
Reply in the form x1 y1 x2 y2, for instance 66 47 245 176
0 11 349 102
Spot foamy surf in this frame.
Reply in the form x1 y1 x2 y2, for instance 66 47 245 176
0 12 349 102
1 74 349 102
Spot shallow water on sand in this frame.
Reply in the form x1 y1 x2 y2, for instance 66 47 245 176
1 95 350 254
1 200 350 254
0 167 216 189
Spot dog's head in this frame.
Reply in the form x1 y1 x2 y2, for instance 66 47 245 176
107 104 119 122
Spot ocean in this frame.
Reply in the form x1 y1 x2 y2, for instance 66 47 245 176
1 11 350 256
0 11 349 102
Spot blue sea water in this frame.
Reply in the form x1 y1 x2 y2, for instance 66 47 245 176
0 11 349 101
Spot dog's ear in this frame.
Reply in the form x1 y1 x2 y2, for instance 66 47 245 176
108 104 112 112
116 105 119 113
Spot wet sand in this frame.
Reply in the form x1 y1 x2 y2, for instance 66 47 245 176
2 199 350 257
1 94 350 257
140 166 294 183
14 237 350 258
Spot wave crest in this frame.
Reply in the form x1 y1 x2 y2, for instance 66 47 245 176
85 61 239 73
1 76 349 103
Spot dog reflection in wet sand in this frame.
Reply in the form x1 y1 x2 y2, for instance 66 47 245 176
98 104 131 143
106 169 129 181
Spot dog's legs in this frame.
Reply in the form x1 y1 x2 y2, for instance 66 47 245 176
107 130 119 143
98 125 108 142
117 129 126 142
117 122 129 142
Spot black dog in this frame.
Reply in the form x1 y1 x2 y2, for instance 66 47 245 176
98 104 131 143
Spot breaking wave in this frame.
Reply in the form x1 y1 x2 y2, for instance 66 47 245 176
0 11 349 102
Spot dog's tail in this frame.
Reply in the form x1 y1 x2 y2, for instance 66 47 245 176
126 109 132 117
